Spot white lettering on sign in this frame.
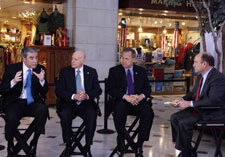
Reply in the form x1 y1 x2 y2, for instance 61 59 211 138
150 0 193 8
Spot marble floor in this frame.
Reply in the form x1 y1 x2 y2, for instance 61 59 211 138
0 95 225 157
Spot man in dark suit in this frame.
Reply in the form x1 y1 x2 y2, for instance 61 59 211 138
55 50 102 157
171 52 225 157
0 46 48 157
108 47 154 157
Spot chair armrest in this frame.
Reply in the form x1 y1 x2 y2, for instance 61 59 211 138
198 106 225 110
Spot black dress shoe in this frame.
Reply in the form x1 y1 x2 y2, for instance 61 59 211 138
28 144 37 157
62 146 71 157
83 149 92 157
117 137 125 153
177 151 193 157
0 145 5 151
191 151 198 157
136 147 143 157
7 146 16 157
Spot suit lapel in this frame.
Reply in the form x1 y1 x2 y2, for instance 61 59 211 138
70 67 76 92
200 68 215 97
133 65 138 90
119 65 127 88
83 65 89 90
18 63 23 92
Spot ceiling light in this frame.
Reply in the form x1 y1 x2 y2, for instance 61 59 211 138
154 21 158 24
24 0 31 4
138 27 143 32
163 29 167 34
12 17 17 19
182 22 186 25
138 8 144 11
164 10 168 13
19 8 36 19
139 12 142 15
119 12 123 16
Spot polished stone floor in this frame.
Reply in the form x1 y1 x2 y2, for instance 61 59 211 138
0 95 224 157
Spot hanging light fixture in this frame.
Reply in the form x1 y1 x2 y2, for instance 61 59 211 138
19 8 36 19
162 26 167 34
138 26 143 32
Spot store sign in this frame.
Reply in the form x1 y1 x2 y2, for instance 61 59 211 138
119 0 197 12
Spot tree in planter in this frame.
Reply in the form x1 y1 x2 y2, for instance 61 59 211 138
165 0 225 73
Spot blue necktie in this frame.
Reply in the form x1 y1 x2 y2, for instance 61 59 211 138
76 70 82 104
127 69 135 95
26 69 34 105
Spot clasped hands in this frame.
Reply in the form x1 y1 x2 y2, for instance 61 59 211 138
73 91 87 101
13 68 45 84
124 94 144 106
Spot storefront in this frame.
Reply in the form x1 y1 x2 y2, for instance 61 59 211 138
118 0 201 94
0 0 74 104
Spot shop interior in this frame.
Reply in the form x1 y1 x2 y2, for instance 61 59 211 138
117 8 201 94
0 0 73 104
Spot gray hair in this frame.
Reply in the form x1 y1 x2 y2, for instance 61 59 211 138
21 47 38 58
74 49 86 59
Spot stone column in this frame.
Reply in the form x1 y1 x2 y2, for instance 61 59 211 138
64 0 119 80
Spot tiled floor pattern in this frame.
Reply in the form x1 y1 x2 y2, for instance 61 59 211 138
0 95 224 157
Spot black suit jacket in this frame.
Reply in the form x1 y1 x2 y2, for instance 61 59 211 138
183 68 225 120
108 64 151 101
0 62 48 105
55 65 102 106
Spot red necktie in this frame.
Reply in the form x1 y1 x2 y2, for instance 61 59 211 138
195 77 203 101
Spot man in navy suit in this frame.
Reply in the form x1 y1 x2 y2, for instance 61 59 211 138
0 46 48 157
56 50 102 157
171 52 225 157
108 47 154 157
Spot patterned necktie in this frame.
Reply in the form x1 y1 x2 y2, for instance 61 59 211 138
127 69 135 95
195 77 204 101
26 69 34 105
76 70 82 104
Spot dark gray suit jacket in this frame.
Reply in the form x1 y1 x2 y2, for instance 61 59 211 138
0 62 48 106
183 68 225 120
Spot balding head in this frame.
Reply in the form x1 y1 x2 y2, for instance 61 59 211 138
71 50 86 69
193 52 214 74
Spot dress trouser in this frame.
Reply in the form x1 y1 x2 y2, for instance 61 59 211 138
60 101 97 145
5 99 48 141
170 108 201 151
113 100 154 141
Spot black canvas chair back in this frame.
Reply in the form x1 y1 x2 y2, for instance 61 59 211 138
192 106 225 157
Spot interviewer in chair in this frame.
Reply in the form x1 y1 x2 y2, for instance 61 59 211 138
170 52 225 157
108 47 154 157
0 46 48 157
55 50 102 157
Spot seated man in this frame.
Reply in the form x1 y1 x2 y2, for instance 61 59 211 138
170 52 225 157
108 47 154 157
55 50 102 157
0 46 48 157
